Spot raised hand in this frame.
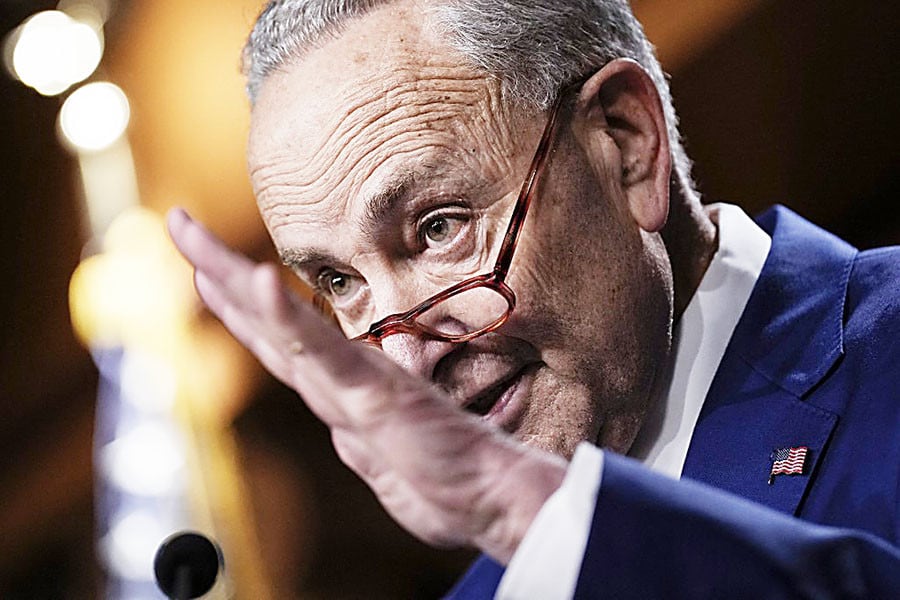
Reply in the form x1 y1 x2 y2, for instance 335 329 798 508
166 208 566 563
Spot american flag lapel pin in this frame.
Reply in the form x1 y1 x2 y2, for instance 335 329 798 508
768 446 809 485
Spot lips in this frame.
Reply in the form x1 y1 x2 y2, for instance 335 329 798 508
459 362 540 431
463 368 525 416
431 335 540 425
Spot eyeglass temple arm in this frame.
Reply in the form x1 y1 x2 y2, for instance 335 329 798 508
492 94 565 279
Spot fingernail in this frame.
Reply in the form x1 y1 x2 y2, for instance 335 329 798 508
168 207 189 225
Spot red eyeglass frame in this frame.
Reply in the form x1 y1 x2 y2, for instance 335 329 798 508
331 91 567 346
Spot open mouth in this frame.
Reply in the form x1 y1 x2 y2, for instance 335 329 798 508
462 365 530 417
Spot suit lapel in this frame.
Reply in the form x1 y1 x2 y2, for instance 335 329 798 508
443 554 505 599
683 206 856 516
682 357 838 514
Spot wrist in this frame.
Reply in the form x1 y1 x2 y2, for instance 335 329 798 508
473 436 568 564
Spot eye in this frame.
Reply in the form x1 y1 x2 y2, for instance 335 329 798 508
316 268 361 302
419 213 468 249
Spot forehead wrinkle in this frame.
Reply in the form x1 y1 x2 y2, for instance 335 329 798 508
256 97 533 256
327 91 519 219
307 65 480 144
248 0 507 209
253 61 533 275
305 66 490 173
255 81 484 224
265 135 465 261
264 200 347 241
251 55 507 197
320 85 485 184
253 166 345 230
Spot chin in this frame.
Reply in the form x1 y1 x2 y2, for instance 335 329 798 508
513 424 595 460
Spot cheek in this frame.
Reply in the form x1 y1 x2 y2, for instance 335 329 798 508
505 186 625 346
502 187 671 399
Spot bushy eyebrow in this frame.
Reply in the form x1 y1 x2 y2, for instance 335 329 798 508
279 248 332 272
279 170 420 274
360 172 415 237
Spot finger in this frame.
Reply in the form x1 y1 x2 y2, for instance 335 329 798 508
252 263 346 351
250 265 364 424
194 269 295 385
168 209 320 369
167 208 257 295
331 428 380 480
196 262 355 425
168 210 382 380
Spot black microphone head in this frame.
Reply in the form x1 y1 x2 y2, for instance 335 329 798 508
154 531 223 599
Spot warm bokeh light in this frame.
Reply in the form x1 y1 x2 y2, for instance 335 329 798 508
59 81 130 152
107 0 263 248
68 207 195 350
11 10 103 96
76 139 142 236
2 28 18 81
58 0 111 31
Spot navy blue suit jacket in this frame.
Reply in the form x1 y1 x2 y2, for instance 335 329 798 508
447 206 900 598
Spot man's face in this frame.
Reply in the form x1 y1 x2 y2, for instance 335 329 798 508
248 1 672 457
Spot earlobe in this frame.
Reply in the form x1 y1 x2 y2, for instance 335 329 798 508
573 59 671 233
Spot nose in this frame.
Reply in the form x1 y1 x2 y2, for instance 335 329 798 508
379 331 456 381
366 274 456 380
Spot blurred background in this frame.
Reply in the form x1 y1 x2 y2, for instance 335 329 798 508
0 0 897 598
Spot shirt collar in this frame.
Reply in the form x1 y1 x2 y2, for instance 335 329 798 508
628 203 772 478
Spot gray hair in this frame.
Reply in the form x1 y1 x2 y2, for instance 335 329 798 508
243 0 695 196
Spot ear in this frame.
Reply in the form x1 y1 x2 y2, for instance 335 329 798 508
571 58 671 233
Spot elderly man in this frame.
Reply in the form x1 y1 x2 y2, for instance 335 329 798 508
168 0 900 597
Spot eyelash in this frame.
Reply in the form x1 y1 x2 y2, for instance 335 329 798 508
415 206 472 251
314 268 355 297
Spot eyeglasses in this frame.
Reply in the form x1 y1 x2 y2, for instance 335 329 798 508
321 92 566 346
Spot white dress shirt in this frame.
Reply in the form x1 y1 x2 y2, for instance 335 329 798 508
495 204 772 599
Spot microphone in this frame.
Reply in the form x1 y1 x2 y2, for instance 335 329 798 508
153 531 223 600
